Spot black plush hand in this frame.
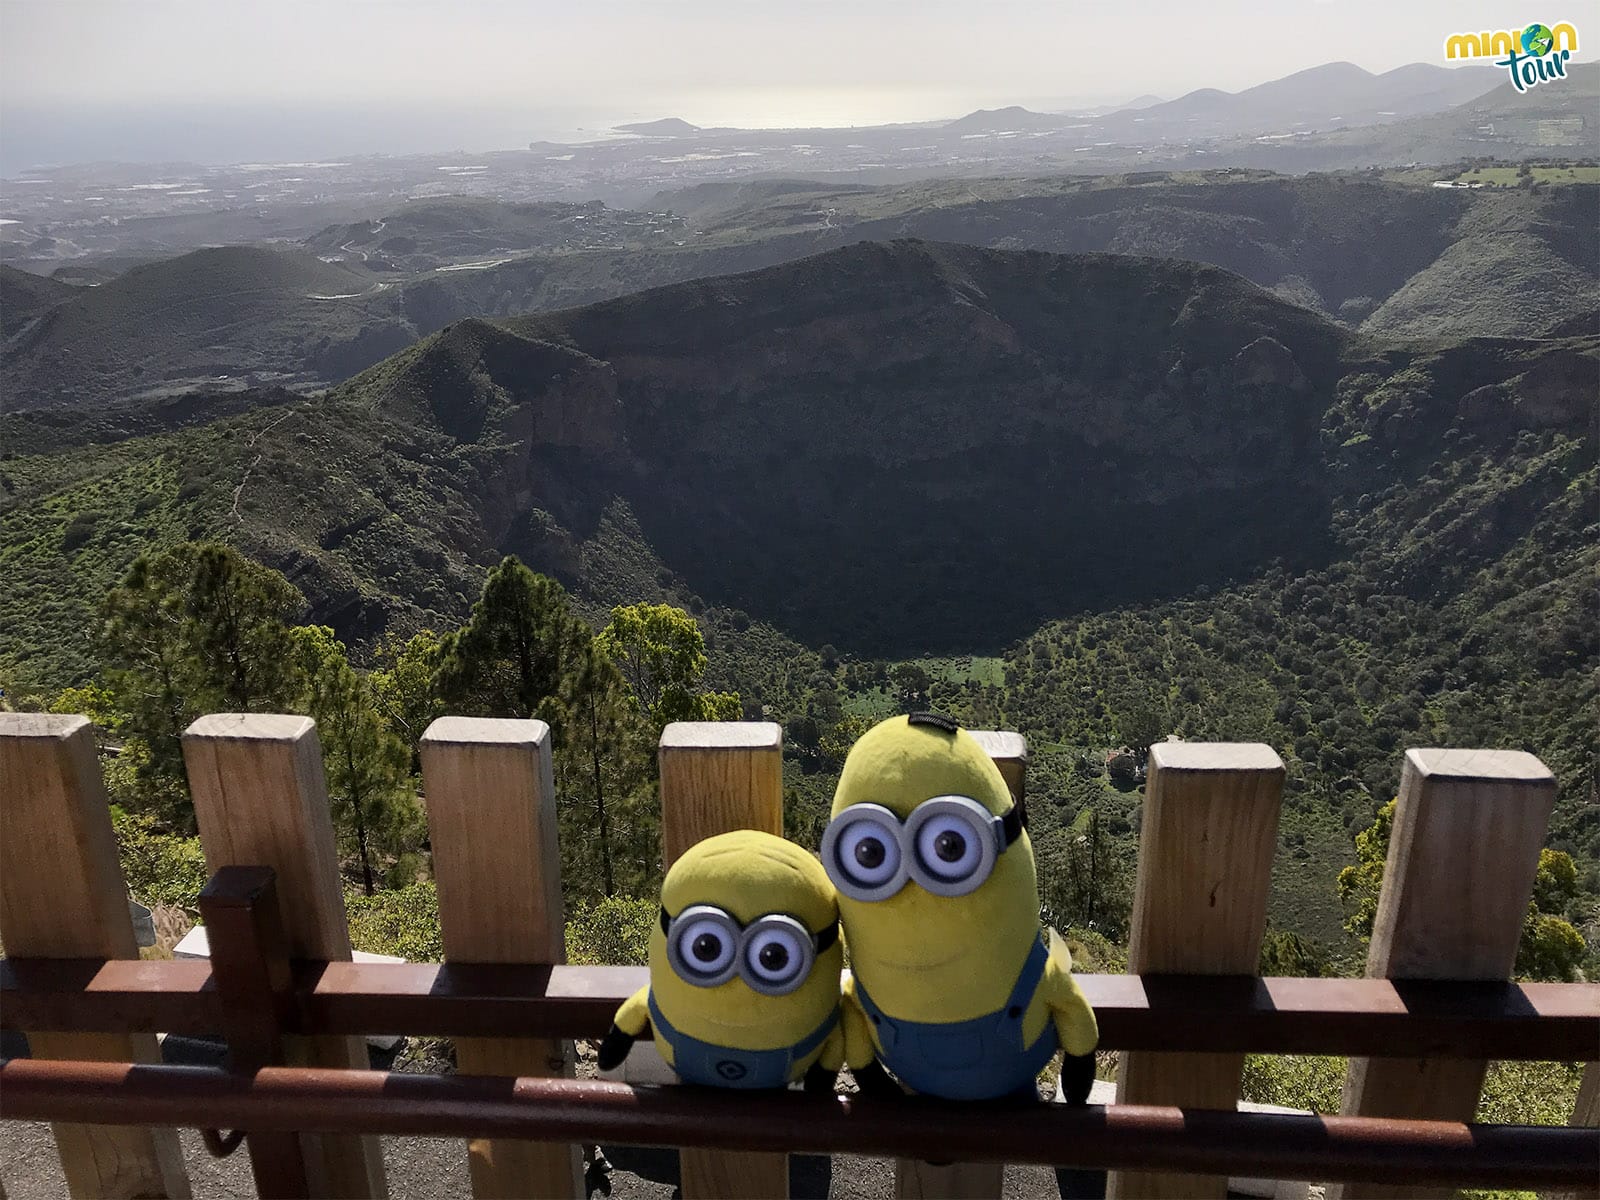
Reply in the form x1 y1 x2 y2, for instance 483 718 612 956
1060 1052 1096 1106
596 1025 636 1071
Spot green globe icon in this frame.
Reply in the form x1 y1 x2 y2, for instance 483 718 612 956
1521 23 1554 55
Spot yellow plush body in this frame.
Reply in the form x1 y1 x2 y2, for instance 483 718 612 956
829 715 1098 1100
605 830 871 1088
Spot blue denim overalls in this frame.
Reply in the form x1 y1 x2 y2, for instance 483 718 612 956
648 994 839 1089
853 932 1056 1100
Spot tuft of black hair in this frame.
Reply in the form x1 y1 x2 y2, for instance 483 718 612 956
906 712 960 733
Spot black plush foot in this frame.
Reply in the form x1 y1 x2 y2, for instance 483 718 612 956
1060 1052 1096 1106
596 1026 636 1071
802 1063 838 1096
851 1060 906 1100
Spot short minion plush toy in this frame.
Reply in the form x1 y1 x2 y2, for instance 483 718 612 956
597 830 869 1090
822 713 1098 1102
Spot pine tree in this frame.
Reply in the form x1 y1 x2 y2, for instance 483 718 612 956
100 550 201 817
596 602 740 732
187 543 302 711
435 559 640 898
555 645 653 899
100 542 305 826
293 626 423 896
371 629 445 768
434 558 593 724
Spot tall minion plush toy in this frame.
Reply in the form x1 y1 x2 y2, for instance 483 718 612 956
822 713 1098 1102
598 830 870 1090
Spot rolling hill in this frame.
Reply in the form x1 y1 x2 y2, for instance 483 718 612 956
1363 182 1600 338
0 264 79 339
660 172 1599 332
0 246 397 409
944 107 1064 134
302 197 685 272
6 171 1595 411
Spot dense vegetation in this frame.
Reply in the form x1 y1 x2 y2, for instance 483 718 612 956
4 241 1594 954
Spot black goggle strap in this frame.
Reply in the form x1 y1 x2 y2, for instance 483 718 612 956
1000 798 1027 845
659 906 839 953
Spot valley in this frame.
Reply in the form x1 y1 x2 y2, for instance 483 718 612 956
4 238 1594 948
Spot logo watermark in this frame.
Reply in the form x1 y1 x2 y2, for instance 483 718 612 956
1444 22 1579 92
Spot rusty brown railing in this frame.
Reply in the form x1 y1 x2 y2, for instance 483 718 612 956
5 1059 1596 1192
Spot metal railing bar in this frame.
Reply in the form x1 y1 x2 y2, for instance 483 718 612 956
3 958 1596 1060
1 1059 1595 1190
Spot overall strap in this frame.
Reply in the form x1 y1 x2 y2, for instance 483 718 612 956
1003 933 1050 1015
792 1007 841 1060
646 991 680 1044
852 973 886 1023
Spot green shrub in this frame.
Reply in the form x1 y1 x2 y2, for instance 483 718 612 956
345 882 443 961
1478 1060 1587 1125
344 884 658 968
565 895 656 966
1240 1054 1347 1113
112 809 208 911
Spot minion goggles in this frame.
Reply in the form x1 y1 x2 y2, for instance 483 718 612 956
821 794 1025 901
661 905 839 996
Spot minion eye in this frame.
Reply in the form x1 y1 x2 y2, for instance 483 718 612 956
675 916 734 979
915 813 982 881
822 803 914 902
837 817 901 887
745 925 808 990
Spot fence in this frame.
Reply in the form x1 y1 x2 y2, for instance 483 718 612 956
1 711 1596 1200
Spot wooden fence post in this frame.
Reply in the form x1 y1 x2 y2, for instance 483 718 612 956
659 721 789 1200
891 731 1029 1200
1332 748 1556 1200
1108 742 1285 1200
0 713 191 1200
420 717 583 1199
182 713 388 1199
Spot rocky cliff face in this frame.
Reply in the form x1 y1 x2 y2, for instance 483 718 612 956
343 240 1354 650
324 240 1593 653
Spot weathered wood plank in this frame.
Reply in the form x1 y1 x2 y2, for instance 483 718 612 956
1334 748 1556 1200
0 713 190 1200
183 712 387 1198
1110 742 1285 1200
659 721 790 1200
421 716 583 1199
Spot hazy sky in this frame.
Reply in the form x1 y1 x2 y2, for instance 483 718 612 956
0 0 1547 167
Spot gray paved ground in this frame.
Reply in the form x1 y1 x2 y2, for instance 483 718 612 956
0 1124 1064 1199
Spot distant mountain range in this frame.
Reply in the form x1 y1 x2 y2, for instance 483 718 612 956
1097 61 1504 138
616 61 1505 148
